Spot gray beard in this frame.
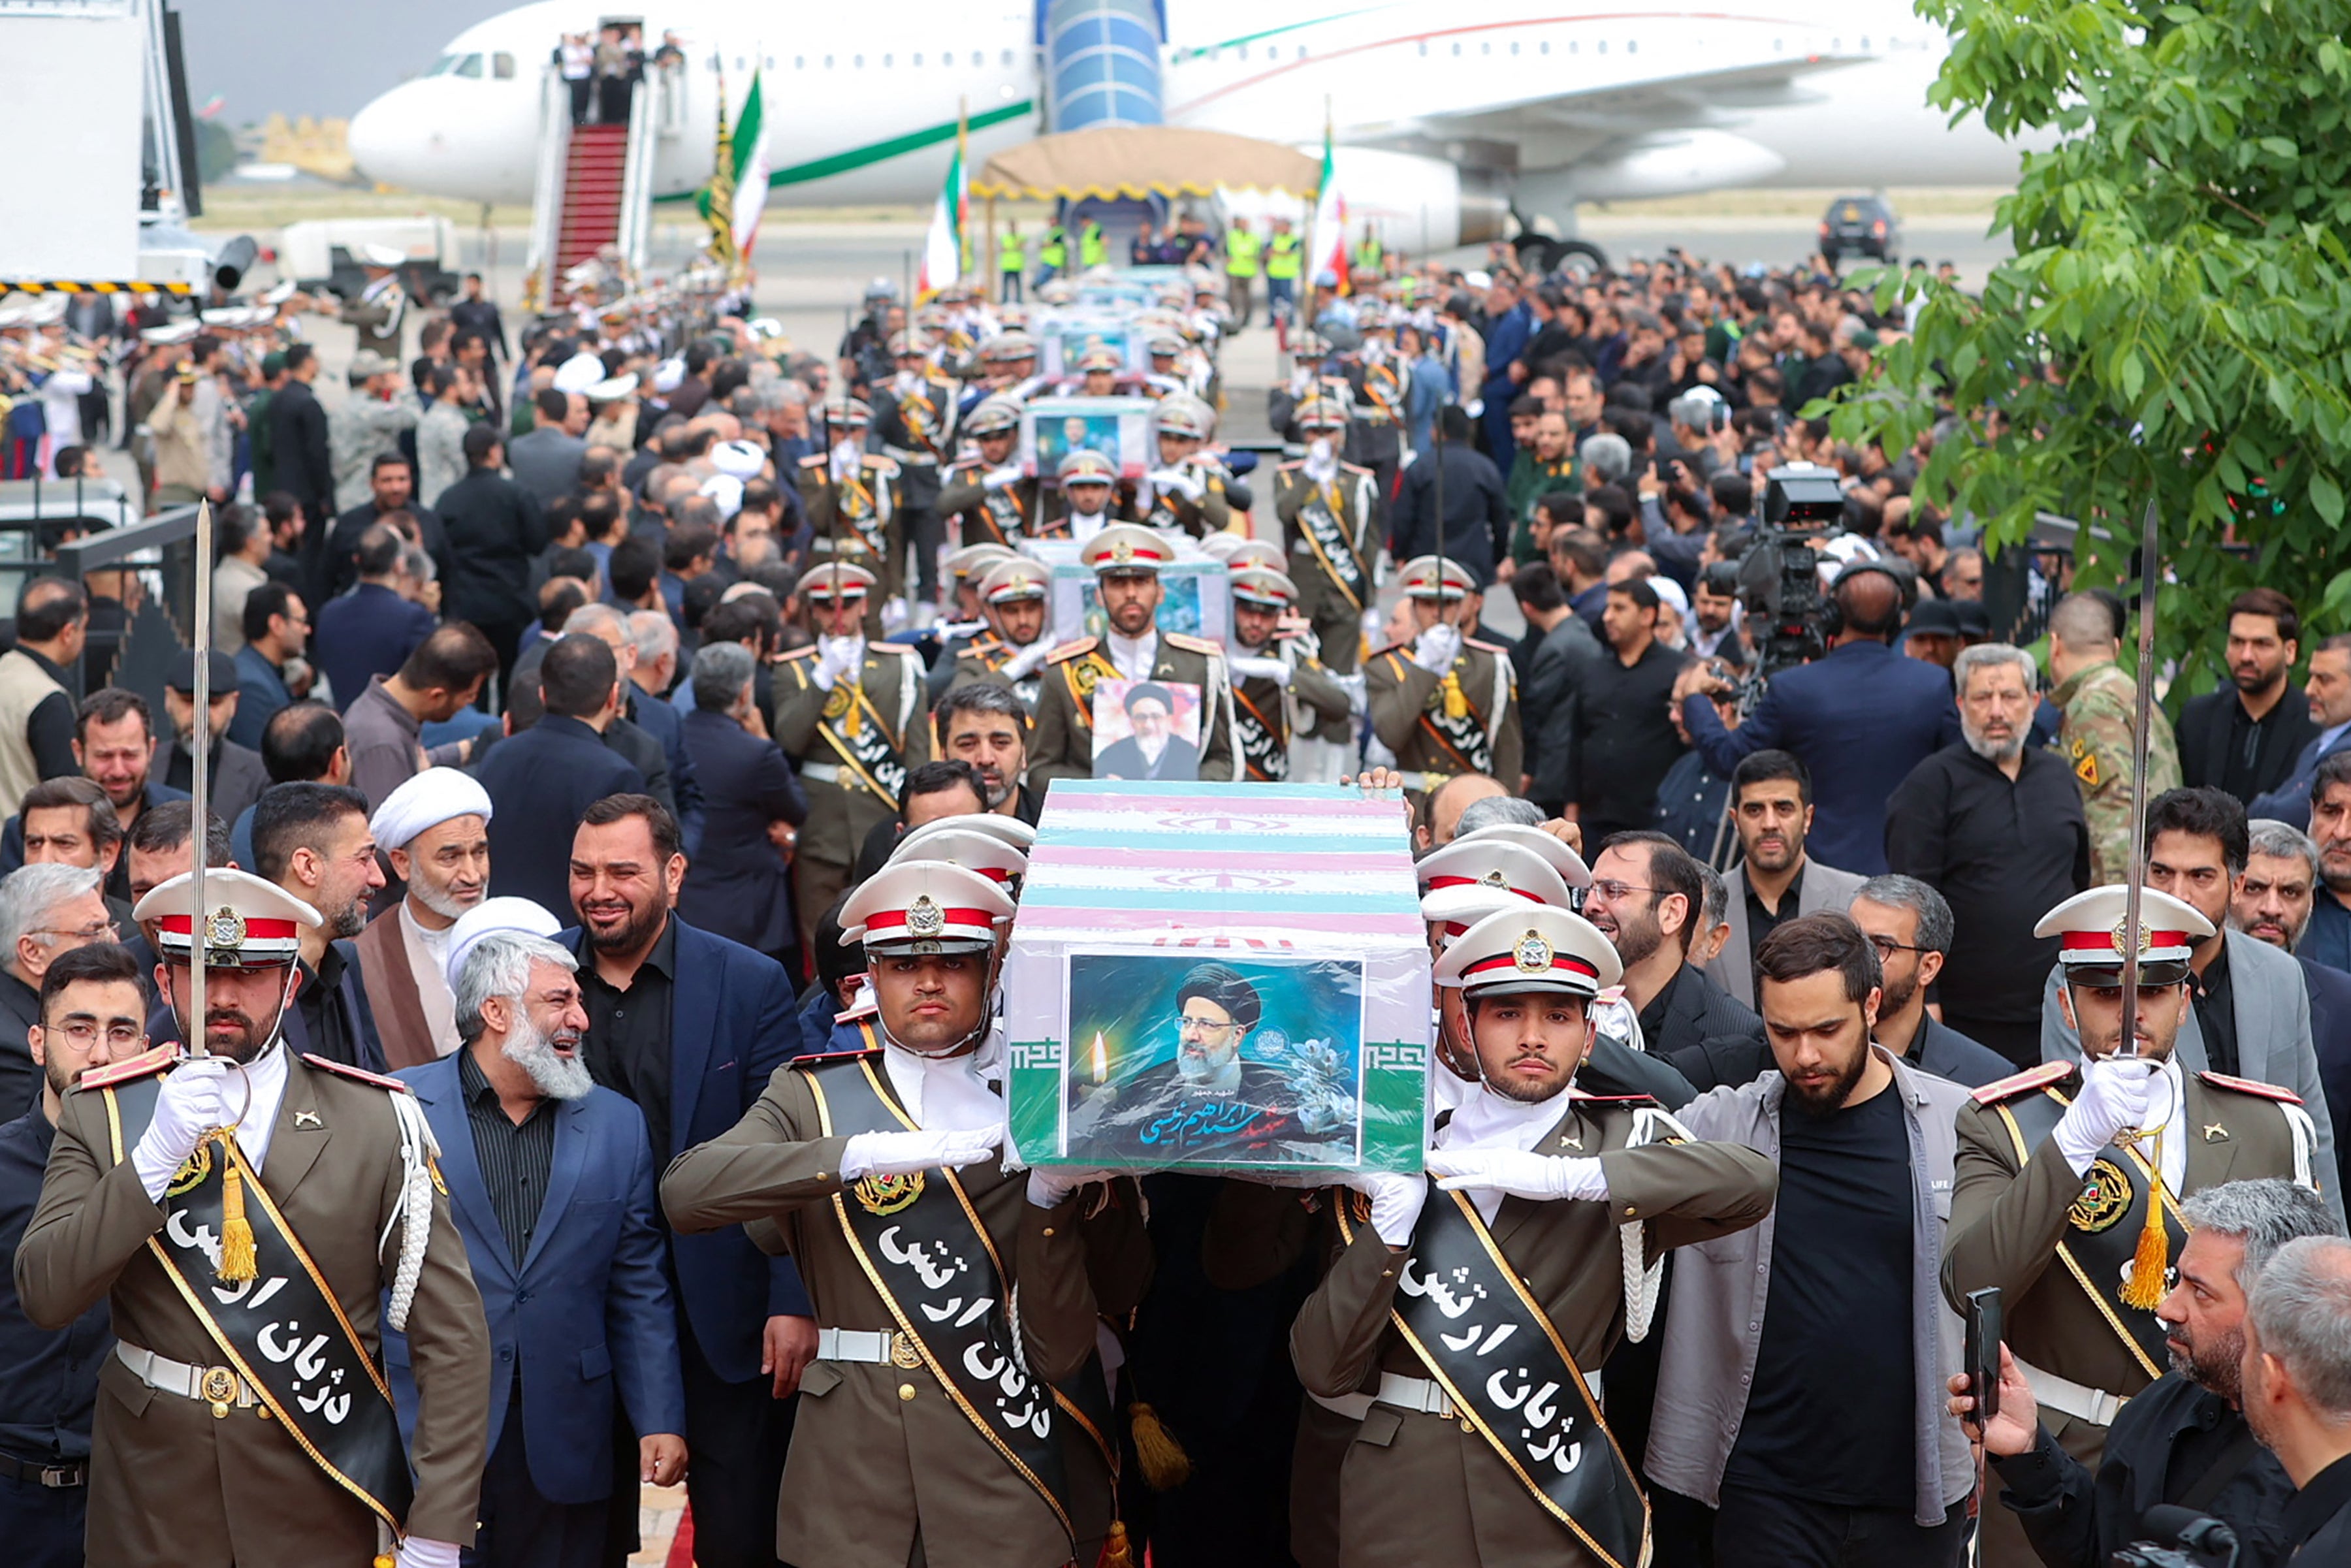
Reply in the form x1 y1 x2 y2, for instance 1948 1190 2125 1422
410 878 480 923
503 1011 594 1100
1962 724 2024 766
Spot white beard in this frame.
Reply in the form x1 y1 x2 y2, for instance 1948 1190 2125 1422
503 1011 595 1100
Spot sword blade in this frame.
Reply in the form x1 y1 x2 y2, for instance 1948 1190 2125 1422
2119 495 2160 1053
189 498 214 1057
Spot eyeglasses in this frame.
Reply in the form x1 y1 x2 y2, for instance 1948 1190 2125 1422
33 921 118 944
1173 1014 1237 1036
1586 880 1655 903
51 1021 145 1049
1864 935 1923 959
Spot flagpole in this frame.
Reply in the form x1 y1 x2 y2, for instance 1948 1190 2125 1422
957 96 971 284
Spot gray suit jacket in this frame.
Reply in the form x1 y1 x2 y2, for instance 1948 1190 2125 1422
2040 927 2344 1223
1703 856 1870 1010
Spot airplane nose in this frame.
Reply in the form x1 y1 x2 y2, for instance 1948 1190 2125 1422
346 88 411 188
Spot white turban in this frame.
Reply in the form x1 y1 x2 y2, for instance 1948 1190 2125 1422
369 767 494 852
553 352 607 394
443 897 565 990
711 438 766 480
698 473 744 521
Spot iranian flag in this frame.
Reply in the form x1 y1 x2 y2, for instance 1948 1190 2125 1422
919 133 967 298
1309 122 1348 295
731 68 769 260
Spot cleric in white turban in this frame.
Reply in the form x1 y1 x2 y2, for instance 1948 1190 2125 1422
355 768 496 1068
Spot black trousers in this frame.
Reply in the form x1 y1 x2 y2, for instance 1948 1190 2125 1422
0 1466 89 1568
679 1319 800 1568
1714 1484 1966 1568
472 1409 609 1568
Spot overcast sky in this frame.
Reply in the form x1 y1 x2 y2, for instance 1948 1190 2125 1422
182 0 507 121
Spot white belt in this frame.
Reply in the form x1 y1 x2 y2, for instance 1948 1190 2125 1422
2015 1356 2130 1428
115 1342 268 1415
1369 1368 1604 1422
816 1326 918 1367
801 761 842 784
1307 1390 1375 1420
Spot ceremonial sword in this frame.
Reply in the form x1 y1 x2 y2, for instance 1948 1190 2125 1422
2119 495 2160 1052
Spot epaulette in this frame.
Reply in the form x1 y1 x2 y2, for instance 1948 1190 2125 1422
1971 1061 2075 1106
833 997 878 1024
1046 636 1098 663
1464 637 1509 655
1567 1090 1661 1105
791 1044 881 1065
302 1054 412 1093
781 645 818 660
2198 1070 2304 1105
1369 642 1411 660
1164 631 1221 656
72 1043 178 1093
797 453 827 468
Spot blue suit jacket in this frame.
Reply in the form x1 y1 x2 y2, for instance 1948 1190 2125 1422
1684 637 1962 876
387 1058 686 1503
678 707 806 957
315 583 435 714
2301 953 2351 1198
625 687 705 859
227 643 293 751
558 916 812 1383
2248 727 2351 829
476 712 645 915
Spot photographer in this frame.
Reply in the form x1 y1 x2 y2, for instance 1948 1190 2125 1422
1674 555 1960 875
1951 1179 2334 1568
2245 1235 2351 1559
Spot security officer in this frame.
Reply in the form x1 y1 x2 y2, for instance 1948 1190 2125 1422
1225 567 1351 782
936 398 1040 548
998 224 1027 304
15 869 489 1568
1275 393 1382 673
1135 398 1233 539
1352 223 1384 278
1943 884 2322 1568
773 564 932 954
1264 216 1303 333
1365 556 1524 789
1037 449 1131 544
1222 217 1262 330
943 557 1055 714
2048 594 2183 884
872 334 961 611
1292 902 1776 1568
1029 524 1239 789
1037 223 1068 287
660 859 1144 1568
1078 215 1109 271
797 396 904 632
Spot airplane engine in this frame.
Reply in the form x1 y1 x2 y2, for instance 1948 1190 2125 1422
1213 148 1509 259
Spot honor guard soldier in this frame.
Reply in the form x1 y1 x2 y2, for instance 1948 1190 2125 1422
1029 524 1240 791
774 564 933 953
978 330 1046 409
342 244 409 360
1038 449 1130 545
799 397 905 627
941 542 1018 624
944 557 1055 713
15 870 489 1568
1226 568 1352 782
924 543 1023 704
1276 394 1383 673
1366 556 1524 789
1055 344 1125 399
937 398 1038 547
1339 315 1407 502
662 860 1144 1568
1136 396 1234 539
873 333 961 605
1292 904 1776 1568
1943 885 2320 1568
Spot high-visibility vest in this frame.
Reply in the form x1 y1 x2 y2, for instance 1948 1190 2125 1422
1354 236 1384 270
1224 229 1263 278
1039 227 1067 268
999 232 1025 271
1264 232 1302 280
1079 221 1108 268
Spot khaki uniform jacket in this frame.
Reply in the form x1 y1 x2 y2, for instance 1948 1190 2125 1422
1942 1063 2312 1399
1288 1106 1776 1568
1026 632 1240 791
1134 464 1233 539
936 463 1044 549
773 641 931 874
1273 462 1381 613
1233 637 1354 774
1364 639 1524 787
660 1058 1141 1568
14 1050 490 1563
797 453 908 605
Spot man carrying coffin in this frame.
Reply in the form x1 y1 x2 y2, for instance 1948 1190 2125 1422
14 869 488 1567
1290 904 1775 1568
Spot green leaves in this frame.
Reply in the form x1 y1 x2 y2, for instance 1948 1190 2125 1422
1831 0 2351 692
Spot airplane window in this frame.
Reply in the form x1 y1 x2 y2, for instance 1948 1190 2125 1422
1509 40 1518 55
425 54 455 76
1416 42 1426 56
493 51 515 78
913 52 923 65
794 55 804 68
1480 40 1489 55
1597 40 1607 54
455 53 483 78
1295 44 1304 57
1002 50 1013 65
883 54 892 67
1860 35 1870 48
853 54 863 67
1627 38 1636 53
1450 42 1460 56
1539 40 1549 54
824 54 833 67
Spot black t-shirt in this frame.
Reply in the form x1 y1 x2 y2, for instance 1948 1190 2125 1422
1723 1083 1915 1506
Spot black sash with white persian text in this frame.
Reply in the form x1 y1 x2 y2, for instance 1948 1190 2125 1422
1295 485 1367 611
819 684 910 808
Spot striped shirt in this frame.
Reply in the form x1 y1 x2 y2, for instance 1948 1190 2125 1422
458 1047 557 1268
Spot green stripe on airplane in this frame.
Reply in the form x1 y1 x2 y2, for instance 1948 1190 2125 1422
1168 6 1390 62
654 100 1034 203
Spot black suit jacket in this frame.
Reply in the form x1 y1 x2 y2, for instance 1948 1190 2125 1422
1650 963 1770 1091
2301 953 2351 1198
677 709 806 956
476 713 646 914
325 502 455 598
265 378 334 517
2177 684 2318 804
437 468 549 630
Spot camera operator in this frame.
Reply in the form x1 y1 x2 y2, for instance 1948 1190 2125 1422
1949 1179 2335 1568
1673 546 1960 878
2244 1234 2351 1560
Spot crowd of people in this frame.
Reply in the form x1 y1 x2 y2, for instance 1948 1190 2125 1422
0 219 2347 1568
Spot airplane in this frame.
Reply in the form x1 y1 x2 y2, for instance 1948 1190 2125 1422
347 0 2040 270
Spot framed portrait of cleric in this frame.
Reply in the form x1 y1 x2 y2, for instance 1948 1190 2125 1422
1049 950 1369 1169
1091 678 1203 781
1019 396 1153 480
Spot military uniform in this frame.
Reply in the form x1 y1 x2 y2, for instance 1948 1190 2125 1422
2052 658 2183 884
1273 455 1381 675
774 631 931 952
341 253 407 359
796 450 906 628
1227 568 1353 781
1364 636 1523 790
872 349 961 602
937 460 1045 548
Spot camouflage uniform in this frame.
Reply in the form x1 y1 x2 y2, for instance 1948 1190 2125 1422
2051 658 2182 884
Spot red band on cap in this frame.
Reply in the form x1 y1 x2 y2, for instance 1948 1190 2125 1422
159 915 300 940
2060 931 2188 953
861 907 998 933
1424 875 1544 903
1462 952 1601 980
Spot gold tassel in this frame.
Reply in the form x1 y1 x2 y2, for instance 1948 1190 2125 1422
1130 1401 1192 1490
844 677 863 737
2120 1127 2167 1310
217 1134 257 1284
1096 1519 1134 1568
1440 670 1469 720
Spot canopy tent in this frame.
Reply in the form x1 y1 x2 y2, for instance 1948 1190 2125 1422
973 126 1321 202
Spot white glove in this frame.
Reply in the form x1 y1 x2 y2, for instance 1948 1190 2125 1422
1303 437 1339 484
2053 1055 2163 1174
1342 1169 1428 1247
1411 622 1462 675
982 464 1023 492
829 440 862 484
1426 1149 1610 1204
1148 467 1204 503
810 635 861 692
1026 1167 1113 1208
839 1125 1003 1181
999 638 1053 681
131 1057 233 1203
935 618 989 642
396 1540 462 1568
1228 654 1290 688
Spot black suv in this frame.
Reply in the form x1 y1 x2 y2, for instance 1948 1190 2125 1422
1818 195 1899 268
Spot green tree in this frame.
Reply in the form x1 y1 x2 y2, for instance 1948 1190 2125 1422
1832 0 2351 696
